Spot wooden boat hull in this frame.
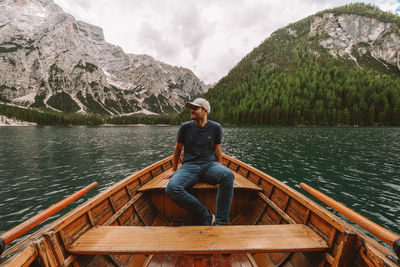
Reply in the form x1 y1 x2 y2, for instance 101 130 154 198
1 154 398 267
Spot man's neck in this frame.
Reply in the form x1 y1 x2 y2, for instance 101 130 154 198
194 118 208 128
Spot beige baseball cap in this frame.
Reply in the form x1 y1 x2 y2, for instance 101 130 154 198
185 98 211 113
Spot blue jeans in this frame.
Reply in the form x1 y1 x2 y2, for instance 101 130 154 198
166 161 234 225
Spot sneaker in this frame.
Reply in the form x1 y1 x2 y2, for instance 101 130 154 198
203 213 216 226
211 214 216 226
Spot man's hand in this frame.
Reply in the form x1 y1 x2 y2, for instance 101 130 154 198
163 171 174 179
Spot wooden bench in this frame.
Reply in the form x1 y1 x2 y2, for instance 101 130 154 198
138 171 262 192
69 225 328 255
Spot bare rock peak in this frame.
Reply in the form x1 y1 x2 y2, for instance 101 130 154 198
0 0 207 114
310 12 400 70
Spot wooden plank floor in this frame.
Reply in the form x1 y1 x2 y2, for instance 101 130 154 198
69 225 327 255
138 171 262 191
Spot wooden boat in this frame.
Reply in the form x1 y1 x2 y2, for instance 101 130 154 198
1 154 399 267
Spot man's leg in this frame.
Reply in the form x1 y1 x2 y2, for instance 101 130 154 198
200 161 234 225
165 163 211 224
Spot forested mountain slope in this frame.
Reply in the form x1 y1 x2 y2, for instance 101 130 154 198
205 3 400 125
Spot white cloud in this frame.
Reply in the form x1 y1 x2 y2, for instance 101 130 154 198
53 0 399 84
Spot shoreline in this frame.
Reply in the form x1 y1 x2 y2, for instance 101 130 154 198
0 114 394 128
0 115 37 127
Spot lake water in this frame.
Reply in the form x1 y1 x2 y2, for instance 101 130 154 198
0 125 399 246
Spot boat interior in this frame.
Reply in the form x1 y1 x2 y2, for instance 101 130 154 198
1 154 398 267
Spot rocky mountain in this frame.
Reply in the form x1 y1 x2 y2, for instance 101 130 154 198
309 12 400 71
0 0 207 115
205 3 400 125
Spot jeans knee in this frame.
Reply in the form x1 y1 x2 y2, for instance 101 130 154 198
222 170 234 185
165 183 174 198
166 182 181 199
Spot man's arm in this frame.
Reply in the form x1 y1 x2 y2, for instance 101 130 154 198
172 142 184 171
214 144 222 163
164 142 183 179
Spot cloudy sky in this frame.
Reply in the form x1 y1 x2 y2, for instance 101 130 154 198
53 0 400 85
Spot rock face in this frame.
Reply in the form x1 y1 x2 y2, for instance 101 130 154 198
310 13 400 70
0 0 207 114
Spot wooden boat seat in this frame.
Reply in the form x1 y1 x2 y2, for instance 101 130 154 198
69 225 328 255
138 171 262 192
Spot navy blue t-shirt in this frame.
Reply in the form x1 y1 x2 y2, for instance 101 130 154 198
177 120 222 163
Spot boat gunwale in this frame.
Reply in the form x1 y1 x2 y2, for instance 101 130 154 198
226 155 351 231
226 155 399 258
51 156 173 233
2 153 399 267
1 156 172 262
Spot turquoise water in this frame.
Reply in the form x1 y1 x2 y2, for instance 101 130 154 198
0 125 399 244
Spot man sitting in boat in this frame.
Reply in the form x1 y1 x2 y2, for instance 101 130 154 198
164 98 234 226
